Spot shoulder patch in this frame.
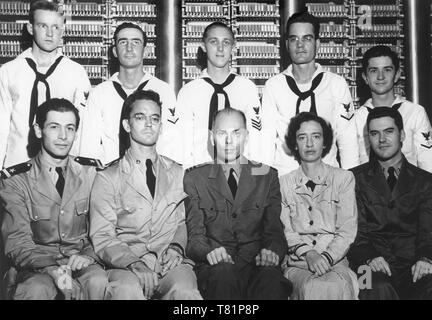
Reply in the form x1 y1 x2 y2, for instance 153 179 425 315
96 158 120 171
1 162 32 179
74 157 104 169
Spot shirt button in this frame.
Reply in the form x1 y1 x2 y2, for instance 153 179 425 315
34 215 38 219
309 220 314 226
232 213 238 219
61 233 66 237
308 206 312 211
312 240 317 245
312 233 318 237
60 210 64 215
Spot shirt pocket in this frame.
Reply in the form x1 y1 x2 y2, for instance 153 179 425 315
74 198 89 236
199 199 226 224
30 204 53 243
162 190 188 225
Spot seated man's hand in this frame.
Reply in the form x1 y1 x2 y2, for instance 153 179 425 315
367 256 392 276
412 260 432 283
305 250 331 276
206 247 234 265
161 247 183 274
129 261 159 299
45 265 84 300
255 248 279 267
67 254 94 272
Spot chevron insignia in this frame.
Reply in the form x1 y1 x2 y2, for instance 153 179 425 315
340 103 353 121
168 118 179 124
421 144 432 149
252 118 262 131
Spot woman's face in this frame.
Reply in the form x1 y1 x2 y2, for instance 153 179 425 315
295 120 325 163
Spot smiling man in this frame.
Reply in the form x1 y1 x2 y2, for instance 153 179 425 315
0 98 107 300
184 108 291 300
262 11 359 176
90 90 202 300
349 107 432 300
79 22 179 165
0 0 90 169
355 45 432 172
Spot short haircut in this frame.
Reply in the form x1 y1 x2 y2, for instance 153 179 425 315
202 21 235 41
285 11 320 40
113 22 147 47
362 45 400 74
211 108 247 130
119 90 162 157
285 112 333 163
366 107 404 132
29 0 63 24
35 98 80 128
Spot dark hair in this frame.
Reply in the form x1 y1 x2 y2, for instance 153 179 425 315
197 21 234 70
285 112 333 163
35 98 80 128
119 90 162 157
366 107 404 132
113 22 147 47
362 45 400 74
211 107 246 130
285 11 320 40
29 0 63 24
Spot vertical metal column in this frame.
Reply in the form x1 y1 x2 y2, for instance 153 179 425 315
404 0 432 117
157 0 182 94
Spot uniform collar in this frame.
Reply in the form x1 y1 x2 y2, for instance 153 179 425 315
363 94 405 109
283 63 324 80
31 153 80 180
293 161 329 187
200 68 238 80
110 68 153 87
19 47 63 68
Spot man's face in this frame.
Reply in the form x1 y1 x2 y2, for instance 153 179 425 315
27 9 64 53
34 110 77 159
122 99 161 147
202 26 235 69
113 28 145 69
295 120 325 163
286 22 319 65
211 112 248 164
368 116 405 161
362 56 400 96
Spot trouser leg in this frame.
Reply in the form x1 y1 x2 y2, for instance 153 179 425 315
13 271 58 300
156 264 202 300
75 264 108 300
247 265 292 300
105 269 145 300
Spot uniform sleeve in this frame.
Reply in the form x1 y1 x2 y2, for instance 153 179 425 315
262 170 288 260
280 179 314 259
89 172 141 269
176 88 195 169
356 108 369 164
78 88 104 161
184 172 215 263
170 198 188 251
243 82 273 166
0 179 58 270
332 78 360 169
0 67 12 168
416 178 432 260
157 84 183 164
413 105 432 173
260 81 278 166
323 171 358 265
70 66 92 157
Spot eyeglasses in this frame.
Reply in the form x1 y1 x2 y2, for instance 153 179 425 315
287 35 315 44
130 113 161 125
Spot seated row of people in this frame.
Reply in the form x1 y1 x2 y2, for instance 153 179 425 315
1 92 432 300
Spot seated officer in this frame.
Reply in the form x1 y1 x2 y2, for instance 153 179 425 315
90 90 202 300
0 98 107 300
184 108 292 300
349 107 432 299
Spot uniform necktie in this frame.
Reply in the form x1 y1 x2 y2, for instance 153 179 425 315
387 167 397 191
115 80 150 156
285 73 324 115
112 80 149 101
305 180 317 192
366 102 402 113
228 168 237 198
146 159 156 198
26 56 64 127
55 167 65 197
203 73 236 130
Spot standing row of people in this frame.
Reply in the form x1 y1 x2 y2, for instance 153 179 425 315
1 0 432 300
